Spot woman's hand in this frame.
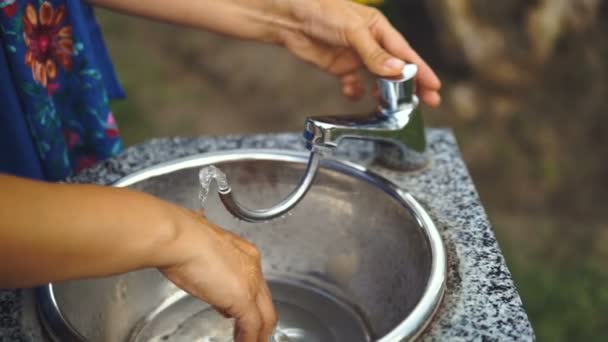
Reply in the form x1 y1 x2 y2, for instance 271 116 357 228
159 208 277 342
90 0 441 106
275 0 441 105
0 175 276 342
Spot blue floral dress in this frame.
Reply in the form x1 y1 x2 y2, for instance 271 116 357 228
0 0 124 181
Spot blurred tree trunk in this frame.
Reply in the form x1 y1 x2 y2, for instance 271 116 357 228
382 0 601 87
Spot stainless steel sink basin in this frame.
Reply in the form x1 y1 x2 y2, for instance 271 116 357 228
38 150 446 342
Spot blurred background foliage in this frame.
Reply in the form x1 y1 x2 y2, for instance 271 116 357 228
96 0 608 340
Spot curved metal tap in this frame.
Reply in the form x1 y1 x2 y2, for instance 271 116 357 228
218 151 321 222
218 64 426 222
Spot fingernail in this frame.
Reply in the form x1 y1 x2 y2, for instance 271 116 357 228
384 58 405 71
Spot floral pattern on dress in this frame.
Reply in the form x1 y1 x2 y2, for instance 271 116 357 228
0 0 17 18
1 0 122 180
23 1 72 92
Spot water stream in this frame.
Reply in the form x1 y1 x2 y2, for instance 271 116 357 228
198 165 230 209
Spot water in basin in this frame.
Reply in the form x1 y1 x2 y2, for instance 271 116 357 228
130 279 371 342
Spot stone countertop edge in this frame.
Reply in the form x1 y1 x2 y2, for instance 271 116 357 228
0 128 534 341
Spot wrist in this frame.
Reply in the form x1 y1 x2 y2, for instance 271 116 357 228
135 197 187 270
145 201 215 271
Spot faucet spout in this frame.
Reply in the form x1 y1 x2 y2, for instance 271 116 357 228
303 98 424 151
303 64 427 168
217 151 321 222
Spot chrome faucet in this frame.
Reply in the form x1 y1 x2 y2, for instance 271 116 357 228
219 64 427 222
304 63 427 170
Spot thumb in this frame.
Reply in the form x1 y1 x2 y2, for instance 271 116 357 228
347 27 404 76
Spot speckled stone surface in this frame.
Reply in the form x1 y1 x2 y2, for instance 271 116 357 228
0 129 534 341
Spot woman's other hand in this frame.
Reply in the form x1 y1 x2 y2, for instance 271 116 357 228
276 0 441 104
90 0 440 106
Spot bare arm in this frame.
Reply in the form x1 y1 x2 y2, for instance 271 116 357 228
0 174 176 286
87 0 290 43
88 0 442 106
0 174 276 342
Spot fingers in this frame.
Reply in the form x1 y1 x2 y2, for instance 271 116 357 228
280 29 368 100
344 7 441 106
370 14 441 92
234 290 276 342
161 213 278 342
419 89 441 107
280 29 361 76
234 303 263 342
346 24 405 77
228 235 276 342
213 306 232 319
256 281 278 342
372 81 440 107
341 73 364 100
325 49 362 76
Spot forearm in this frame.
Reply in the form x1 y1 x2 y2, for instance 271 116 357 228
0 174 177 288
87 0 300 43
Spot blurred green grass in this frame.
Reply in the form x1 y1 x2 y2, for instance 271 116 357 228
494 214 608 341
96 4 608 340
